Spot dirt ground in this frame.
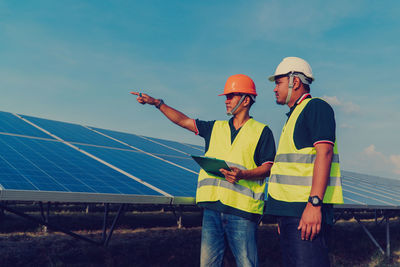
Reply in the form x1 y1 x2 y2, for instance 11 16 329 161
0 207 399 266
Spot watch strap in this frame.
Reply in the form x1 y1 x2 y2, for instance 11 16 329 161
155 99 164 109
308 195 322 206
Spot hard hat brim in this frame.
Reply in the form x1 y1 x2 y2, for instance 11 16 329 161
268 74 314 82
218 92 257 96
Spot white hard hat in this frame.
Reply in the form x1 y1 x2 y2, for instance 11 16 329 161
268 57 314 84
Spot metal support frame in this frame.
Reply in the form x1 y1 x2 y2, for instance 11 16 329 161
39 201 51 232
0 202 125 247
103 203 125 247
102 203 110 243
171 204 183 228
377 215 386 226
386 216 390 257
0 201 6 218
352 210 391 257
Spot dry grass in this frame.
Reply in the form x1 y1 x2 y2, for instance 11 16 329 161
0 207 399 266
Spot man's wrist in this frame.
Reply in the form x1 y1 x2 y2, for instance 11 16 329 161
308 195 323 207
238 169 247 180
306 202 322 209
155 99 164 109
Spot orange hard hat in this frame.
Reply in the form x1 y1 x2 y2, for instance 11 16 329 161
218 74 257 96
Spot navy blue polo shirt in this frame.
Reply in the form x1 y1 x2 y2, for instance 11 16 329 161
195 117 276 221
264 94 336 224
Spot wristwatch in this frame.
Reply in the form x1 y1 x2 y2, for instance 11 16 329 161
155 99 164 109
308 195 322 206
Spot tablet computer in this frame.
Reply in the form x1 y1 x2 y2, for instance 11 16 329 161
191 155 246 178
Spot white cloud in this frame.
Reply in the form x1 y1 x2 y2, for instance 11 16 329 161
361 145 400 177
364 145 384 158
322 96 341 106
341 101 360 114
322 95 360 114
390 155 400 175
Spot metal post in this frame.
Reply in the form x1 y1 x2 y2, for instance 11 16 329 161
386 216 390 257
177 215 182 229
171 204 184 228
102 203 109 243
47 202 51 220
0 201 5 218
39 201 48 233
39 202 46 221
104 204 125 247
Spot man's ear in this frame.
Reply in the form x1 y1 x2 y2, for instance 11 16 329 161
293 76 302 91
243 95 251 107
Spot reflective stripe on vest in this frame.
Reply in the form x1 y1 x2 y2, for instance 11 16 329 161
198 178 265 201
274 153 340 164
268 98 344 204
269 174 342 186
196 119 267 214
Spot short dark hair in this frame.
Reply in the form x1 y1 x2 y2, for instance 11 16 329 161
293 75 311 92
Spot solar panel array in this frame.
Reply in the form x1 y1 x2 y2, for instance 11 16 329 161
0 110 399 209
338 170 400 209
0 111 202 204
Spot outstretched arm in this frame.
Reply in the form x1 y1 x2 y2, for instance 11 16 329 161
131 92 197 133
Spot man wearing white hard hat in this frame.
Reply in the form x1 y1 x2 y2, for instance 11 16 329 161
266 57 343 267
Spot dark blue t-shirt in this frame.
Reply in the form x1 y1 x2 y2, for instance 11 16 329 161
264 94 336 224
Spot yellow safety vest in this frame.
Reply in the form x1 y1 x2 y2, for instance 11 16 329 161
196 119 267 214
268 98 343 204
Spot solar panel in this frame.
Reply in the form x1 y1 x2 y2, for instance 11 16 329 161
0 112 53 139
145 136 204 155
0 112 199 204
21 115 128 149
88 127 201 172
74 144 198 197
0 134 163 195
0 110 399 209
339 170 400 208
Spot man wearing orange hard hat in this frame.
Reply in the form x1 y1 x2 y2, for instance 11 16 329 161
132 74 276 267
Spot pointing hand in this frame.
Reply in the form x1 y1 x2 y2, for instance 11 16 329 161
130 91 157 105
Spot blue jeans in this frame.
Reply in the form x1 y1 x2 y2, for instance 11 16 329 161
200 209 258 267
278 216 331 267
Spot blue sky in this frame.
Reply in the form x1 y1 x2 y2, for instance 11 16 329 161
1 1 399 180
